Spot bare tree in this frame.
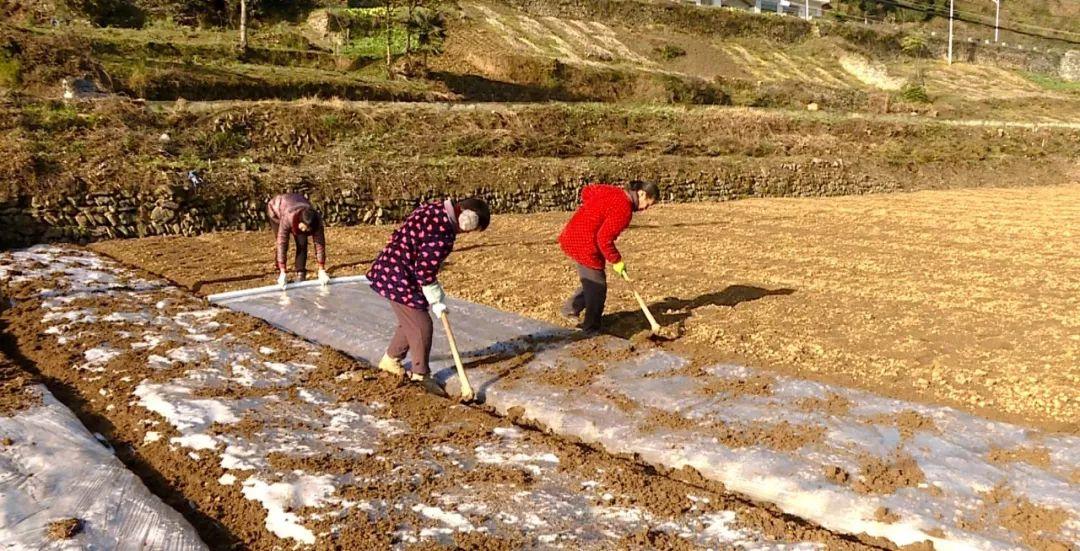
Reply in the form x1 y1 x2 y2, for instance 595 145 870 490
384 0 394 77
239 0 248 50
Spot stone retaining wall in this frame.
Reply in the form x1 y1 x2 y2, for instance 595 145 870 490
1062 51 1080 83
3 153 1066 248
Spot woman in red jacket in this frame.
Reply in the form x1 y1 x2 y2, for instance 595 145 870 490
558 180 660 334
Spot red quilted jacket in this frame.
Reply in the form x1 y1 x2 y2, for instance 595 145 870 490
559 184 635 270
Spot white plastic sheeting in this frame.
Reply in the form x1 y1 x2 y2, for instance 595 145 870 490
211 279 1080 551
0 387 207 550
2 246 820 549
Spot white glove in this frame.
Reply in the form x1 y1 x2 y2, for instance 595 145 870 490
431 302 447 319
277 270 288 289
317 268 330 286
422 282 446 305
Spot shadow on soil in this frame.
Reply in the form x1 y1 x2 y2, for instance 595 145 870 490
603 284 796 339
431 329 588 404
0 306 243 550
431 71 591 102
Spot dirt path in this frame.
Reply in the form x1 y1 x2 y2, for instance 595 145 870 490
0 246 876 549
93 185 1080 432
152 99 1080 128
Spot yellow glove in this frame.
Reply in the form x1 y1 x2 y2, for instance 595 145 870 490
612 261 628 280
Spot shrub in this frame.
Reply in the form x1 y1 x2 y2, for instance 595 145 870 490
900 82 930 103
203 129 250 157
653 44 687 61
900 32 929 58
0 51 20 88
20 103 90 131
127 60 154 98
68 0 146 28
662 76 730 105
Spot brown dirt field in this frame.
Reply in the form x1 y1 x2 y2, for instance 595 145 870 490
92 184 1080 432
0 256 878 550
0 296 40 416
0 348 39 416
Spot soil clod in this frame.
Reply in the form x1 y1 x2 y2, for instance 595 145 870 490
47 518 83 540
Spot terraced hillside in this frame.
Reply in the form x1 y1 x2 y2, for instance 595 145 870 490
2 0 1077 120
437 0 1080 120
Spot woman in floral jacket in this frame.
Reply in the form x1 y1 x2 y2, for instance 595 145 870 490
368 197 491 385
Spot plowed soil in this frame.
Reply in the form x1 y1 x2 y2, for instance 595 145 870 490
93 184 1080 433
0 258 876 549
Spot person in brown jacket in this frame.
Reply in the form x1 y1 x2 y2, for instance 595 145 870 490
267 193 328 288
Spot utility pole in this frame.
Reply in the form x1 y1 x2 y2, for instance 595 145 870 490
994 0 1000 43
947 0 954 64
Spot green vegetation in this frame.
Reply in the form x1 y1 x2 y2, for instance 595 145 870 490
203 129 251 157
344 31 408 59
900 81 930 103
18 102 95 131
900 32 929 57
0 50 20 88
1024 73 1080 94
406 9 446 65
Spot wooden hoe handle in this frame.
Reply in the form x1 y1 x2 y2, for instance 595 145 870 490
440 313 476 402
625 277 662 333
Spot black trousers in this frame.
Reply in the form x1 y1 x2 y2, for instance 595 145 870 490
562 263 607 331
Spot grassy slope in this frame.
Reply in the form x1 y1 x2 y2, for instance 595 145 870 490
1 0 1076 120
2 98 1076 203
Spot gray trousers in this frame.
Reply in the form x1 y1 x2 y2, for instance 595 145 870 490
562 264 607 331
387 301 434 375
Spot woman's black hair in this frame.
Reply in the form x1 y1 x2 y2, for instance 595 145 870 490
299 207 321 231
456 198 491 231
628 180 661 201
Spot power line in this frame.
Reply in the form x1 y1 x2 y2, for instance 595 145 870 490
926 0 1080 38
856 0 1080 44
879 0 1080 39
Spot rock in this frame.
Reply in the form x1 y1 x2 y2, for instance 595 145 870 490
807 103 820 112
150 206 176 223
62 77 107 100
159 133 171 143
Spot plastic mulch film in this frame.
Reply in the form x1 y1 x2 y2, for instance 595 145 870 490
211 279 1080 551
0 387 207 550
